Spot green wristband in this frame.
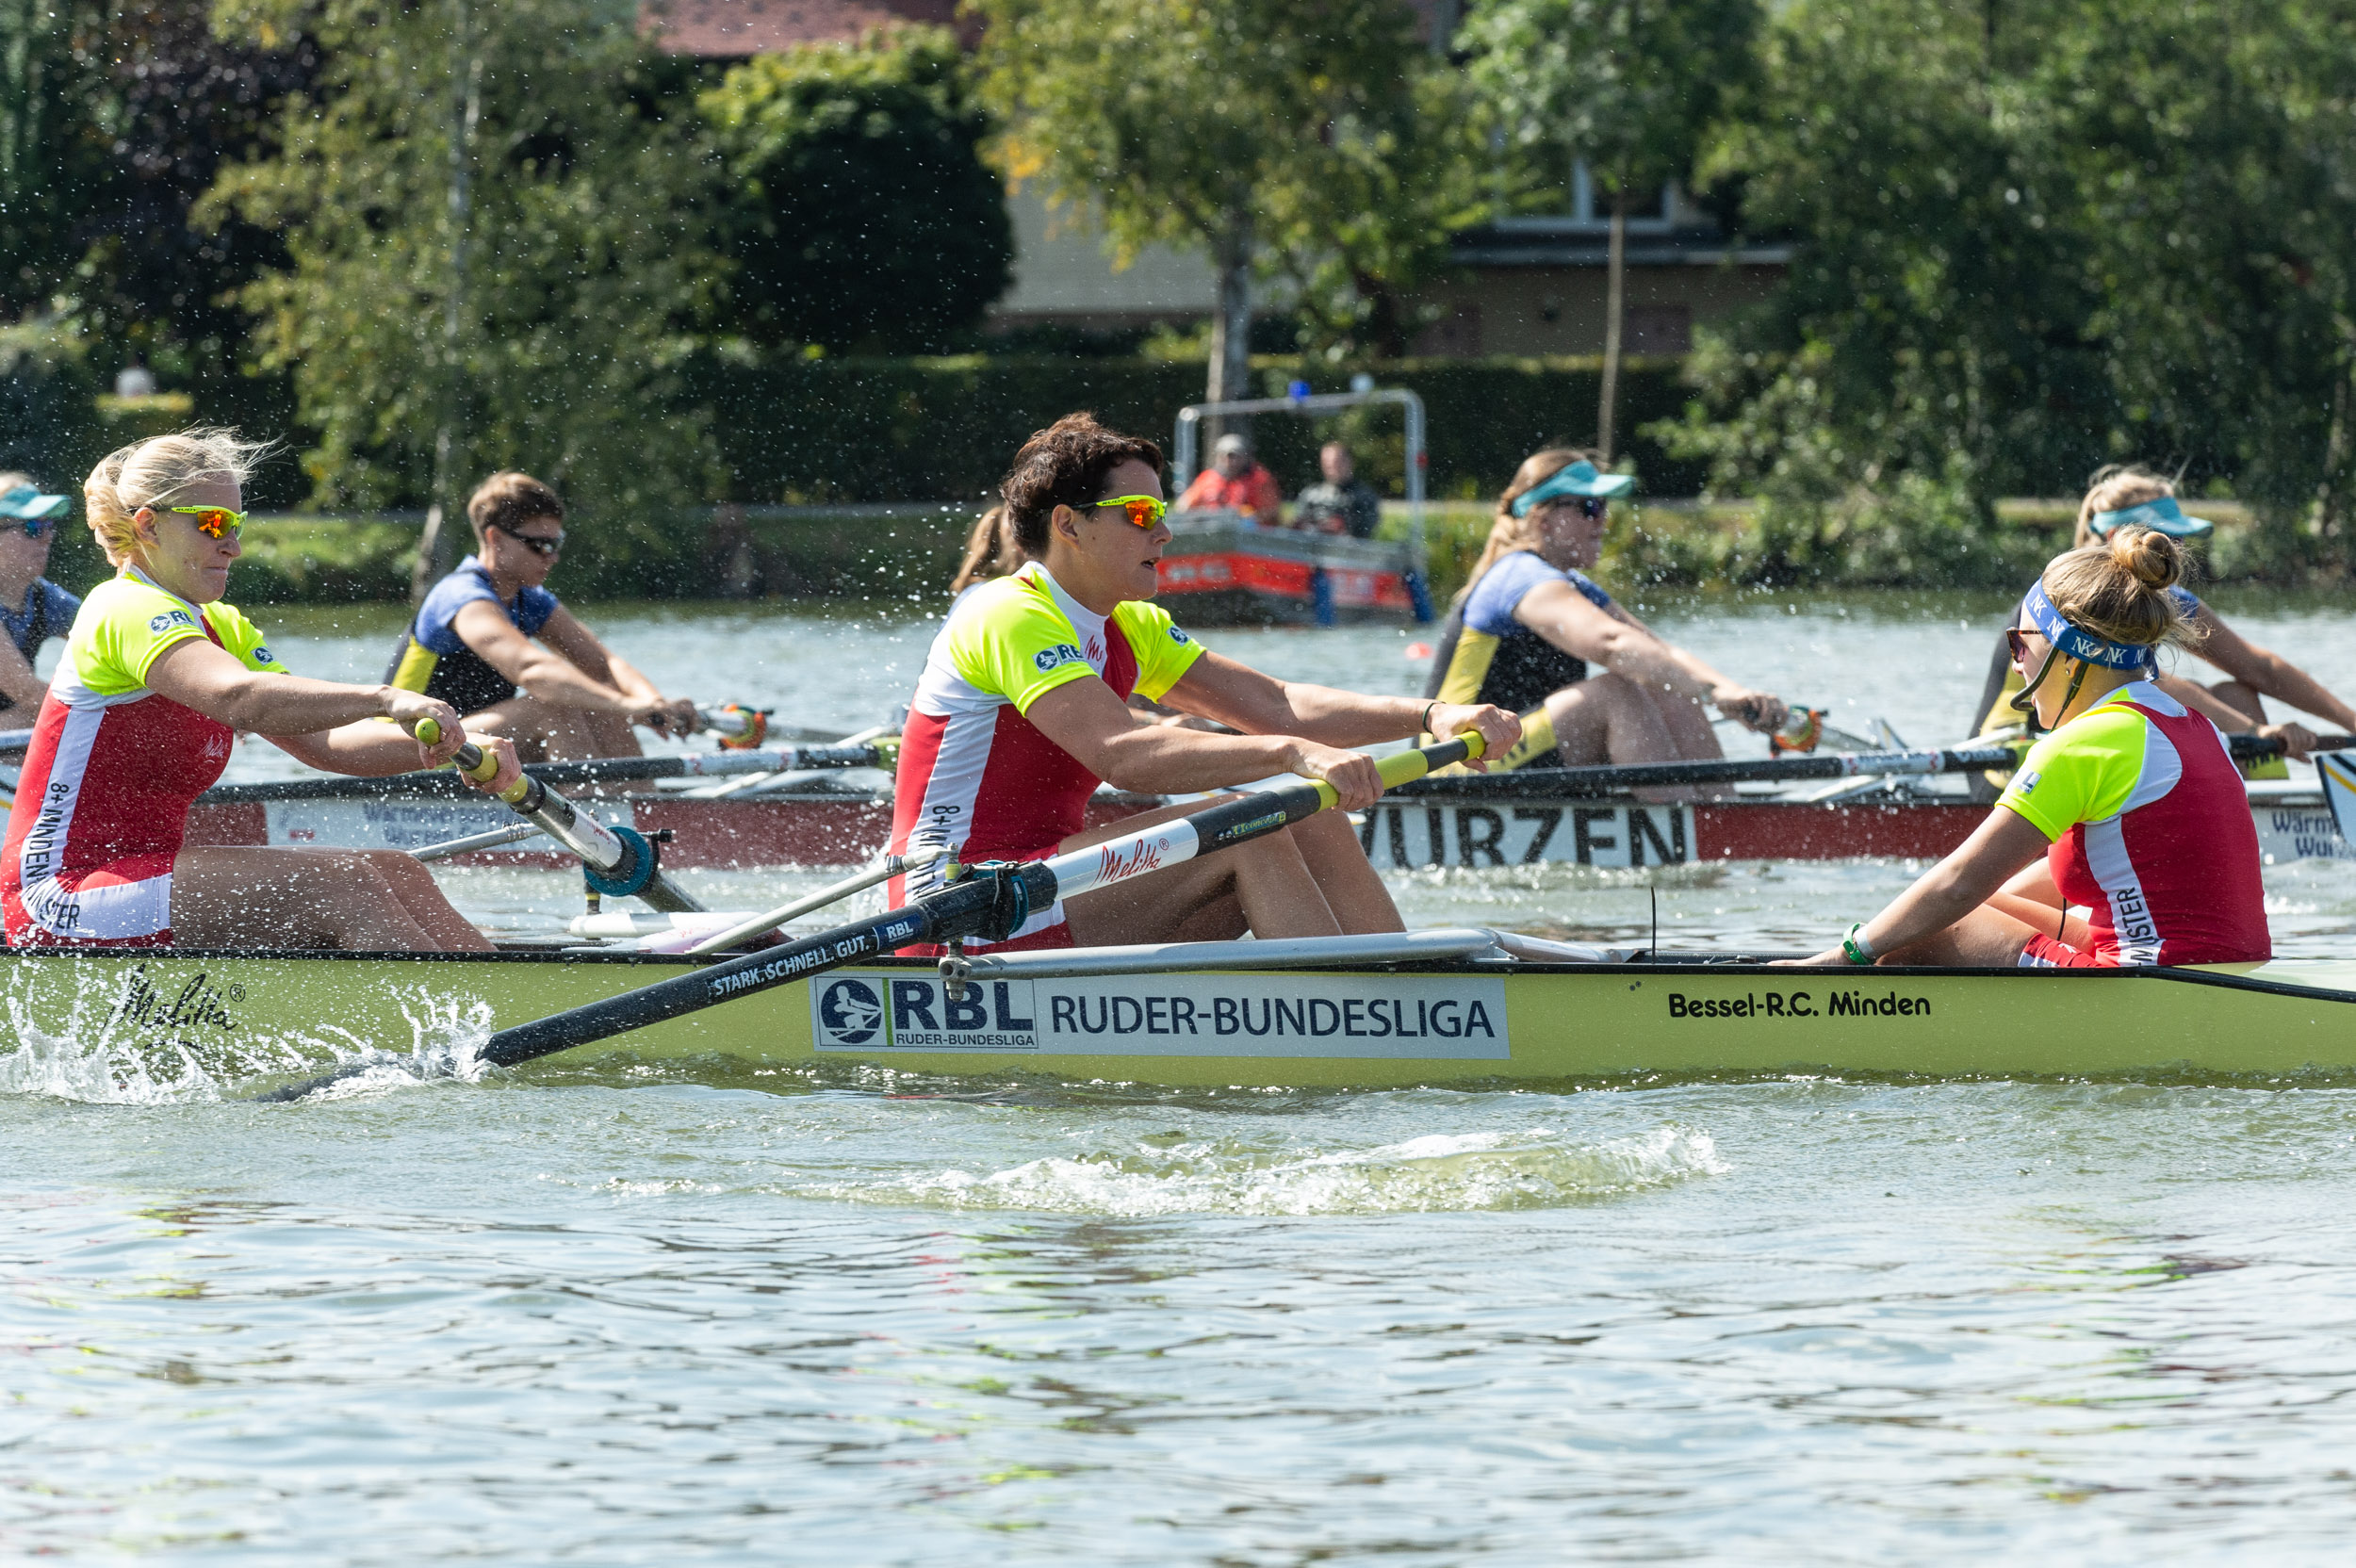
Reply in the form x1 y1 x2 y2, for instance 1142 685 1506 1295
1841 923 1874 965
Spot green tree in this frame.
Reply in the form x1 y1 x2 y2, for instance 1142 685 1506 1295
974 0 1461 407
2029 0 2356 567
1648 0 2104 583
702 27 1011 354
1461 0 1760 461
205 0 719 587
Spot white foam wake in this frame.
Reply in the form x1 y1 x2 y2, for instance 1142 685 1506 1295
837 1124 1727 1217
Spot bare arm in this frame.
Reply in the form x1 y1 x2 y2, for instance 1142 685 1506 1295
1779 807 2052 965
2187 611 2356 731
1164 651 1517 755
454 602 695 732
1513 580 1788 732
144 637 471 774
1024 661 1517 811
0 636 45 711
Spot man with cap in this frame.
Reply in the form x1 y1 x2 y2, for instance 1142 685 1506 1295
1175 433 1284 524
1426 449 1789 781
0 477 83 715
1963 465 2352 786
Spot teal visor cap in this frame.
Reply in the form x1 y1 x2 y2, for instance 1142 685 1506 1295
1511 460 1635 518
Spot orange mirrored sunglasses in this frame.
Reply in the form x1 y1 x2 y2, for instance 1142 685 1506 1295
171 504 246 540
1092 493 1168 530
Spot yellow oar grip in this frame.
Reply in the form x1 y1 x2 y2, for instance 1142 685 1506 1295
413 717 504 786
1311 730 1490 809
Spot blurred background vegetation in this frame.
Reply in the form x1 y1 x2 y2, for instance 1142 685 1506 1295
3 0 2350 600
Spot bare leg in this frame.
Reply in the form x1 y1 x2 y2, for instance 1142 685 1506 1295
1875 905 2039 966
1652 687 1725 760
466 694 643 762
1547 674 1713 801
172 848 491 952
1057 796 1391 946
1287 808 1403 934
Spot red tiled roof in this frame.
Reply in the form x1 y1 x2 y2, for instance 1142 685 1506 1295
641 0 960 57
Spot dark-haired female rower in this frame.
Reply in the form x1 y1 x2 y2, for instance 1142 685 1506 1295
885 412 1521 954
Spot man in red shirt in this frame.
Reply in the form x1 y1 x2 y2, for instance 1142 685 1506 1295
1175 433 1284 523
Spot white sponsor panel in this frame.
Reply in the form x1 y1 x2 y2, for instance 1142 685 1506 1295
1357 801 1691 869
2257 806 2356 865
266 798 518 852
810 970 1510 1059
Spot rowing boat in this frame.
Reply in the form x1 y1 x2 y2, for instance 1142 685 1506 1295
179 775 2356 871
25 933 2356 1091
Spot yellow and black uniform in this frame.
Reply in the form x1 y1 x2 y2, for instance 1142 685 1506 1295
384 556 561 714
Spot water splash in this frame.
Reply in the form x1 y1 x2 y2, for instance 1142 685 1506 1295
834 1124 1727 1217
0 961 497 1105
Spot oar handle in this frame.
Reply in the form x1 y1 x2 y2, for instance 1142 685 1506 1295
414 717 520 801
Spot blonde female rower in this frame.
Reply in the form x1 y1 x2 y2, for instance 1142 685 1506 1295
1969 466 2352 769
1790 527 2267 969
0 430 521 951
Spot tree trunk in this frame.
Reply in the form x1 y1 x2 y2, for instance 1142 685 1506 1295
1204 210 1253 433
413 0 480 605
1596 191 1627 463
2307 315 2356 567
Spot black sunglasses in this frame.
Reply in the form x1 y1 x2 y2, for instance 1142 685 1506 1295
495 524 564 558
2005 628 2038 663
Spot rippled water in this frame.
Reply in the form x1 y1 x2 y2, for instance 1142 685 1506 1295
13 587 2356 1561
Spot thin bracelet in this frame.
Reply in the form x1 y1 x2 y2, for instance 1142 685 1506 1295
1420 701 1437 736
1841 923 1874 965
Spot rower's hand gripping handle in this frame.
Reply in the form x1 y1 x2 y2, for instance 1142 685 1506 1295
1310 729 1487 810
415 717 528 805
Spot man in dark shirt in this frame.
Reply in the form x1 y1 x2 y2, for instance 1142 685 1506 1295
0 476 83 714
1292 443 1383 539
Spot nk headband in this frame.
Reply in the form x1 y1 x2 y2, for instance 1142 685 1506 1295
2088 495 2213 539
1510 459 1635 518
2019 580 2153 669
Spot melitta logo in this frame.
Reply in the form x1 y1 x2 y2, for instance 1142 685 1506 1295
148 610 195 634
1033 643 1086 673
1095 836 1169 884
816 979 885 1044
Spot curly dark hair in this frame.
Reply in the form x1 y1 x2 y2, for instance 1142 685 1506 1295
999 412 1164 554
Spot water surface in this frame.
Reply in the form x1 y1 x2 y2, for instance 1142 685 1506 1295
11 587 2356 1562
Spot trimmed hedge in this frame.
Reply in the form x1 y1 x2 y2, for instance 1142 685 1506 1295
696 352 1700 506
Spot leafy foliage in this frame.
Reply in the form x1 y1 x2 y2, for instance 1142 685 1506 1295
701 28 1012 353
973 0 1471 365
205 0 719 576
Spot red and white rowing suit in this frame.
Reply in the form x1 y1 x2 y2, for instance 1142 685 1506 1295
1995 680 2269 966
886 563 1204 952
1 567 288 947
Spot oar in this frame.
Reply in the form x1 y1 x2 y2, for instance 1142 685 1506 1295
198 738 899 805
252 729 1487 1102
412 719 704 915
680 847 949 955
1387 729 2349 800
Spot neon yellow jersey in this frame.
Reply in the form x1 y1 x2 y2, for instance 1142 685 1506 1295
1997 695 2155 841
72 567 288 696
938 565 1203 715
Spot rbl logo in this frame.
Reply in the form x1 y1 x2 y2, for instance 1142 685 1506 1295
1033 643 1086 673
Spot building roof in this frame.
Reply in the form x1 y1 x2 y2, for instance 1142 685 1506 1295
641 0 959 57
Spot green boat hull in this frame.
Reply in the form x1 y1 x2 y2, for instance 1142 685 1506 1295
9 948 2356 1091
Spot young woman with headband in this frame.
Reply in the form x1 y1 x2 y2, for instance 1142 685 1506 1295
1788 526 2268 969
1966 465 2354 774
0 430 522 951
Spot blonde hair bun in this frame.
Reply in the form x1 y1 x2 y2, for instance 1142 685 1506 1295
2108 523 2184 592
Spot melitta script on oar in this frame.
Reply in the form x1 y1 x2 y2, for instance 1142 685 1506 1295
1666 990 1934 1021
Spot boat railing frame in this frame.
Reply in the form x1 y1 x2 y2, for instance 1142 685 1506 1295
1171 386 1428 581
